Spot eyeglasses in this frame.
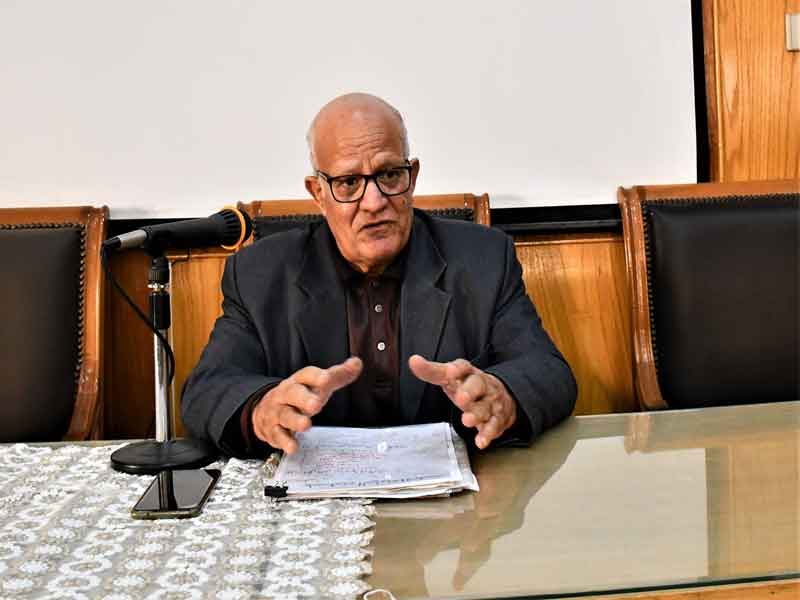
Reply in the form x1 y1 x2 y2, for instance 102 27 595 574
316 163 413 203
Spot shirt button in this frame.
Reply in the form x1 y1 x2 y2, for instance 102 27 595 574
374 304 383 313
377 341 386 351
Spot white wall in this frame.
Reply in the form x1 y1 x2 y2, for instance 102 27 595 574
0 1 696 218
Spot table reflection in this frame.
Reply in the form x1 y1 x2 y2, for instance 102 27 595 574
371 424 578 597
369 403 800 599
625 406 800 580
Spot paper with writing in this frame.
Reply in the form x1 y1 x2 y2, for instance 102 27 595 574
270 422 478 500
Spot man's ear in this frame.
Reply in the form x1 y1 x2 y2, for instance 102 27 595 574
305 175 326 215
409 158 421 194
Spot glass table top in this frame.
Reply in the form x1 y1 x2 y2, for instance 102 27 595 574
368 401 800 599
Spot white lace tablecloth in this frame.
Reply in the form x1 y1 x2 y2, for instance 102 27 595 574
0 444 375 599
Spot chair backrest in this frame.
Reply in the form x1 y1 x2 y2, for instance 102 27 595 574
618 180 799 410
238 193 490 240
0 206 108 440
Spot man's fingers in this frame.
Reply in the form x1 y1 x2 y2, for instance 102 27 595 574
453 374 490 412
278 405 312 433
461 372 487 398
269 424 299 454
323 357 363 393
282 357 362 416
409 355 473 388
291 365 328 388
459 401 491 426
461 398 493 428
284 381 324 416
408 354 449 385
267 359 362 452
445 359 475 382
461 411 482 429
294 357 362 393
475 415 504 449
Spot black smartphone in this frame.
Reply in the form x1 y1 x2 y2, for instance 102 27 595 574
131 468 221 520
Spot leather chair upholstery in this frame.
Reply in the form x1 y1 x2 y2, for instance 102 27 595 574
238 193 491 240
619 181 799 409
0 207 108 440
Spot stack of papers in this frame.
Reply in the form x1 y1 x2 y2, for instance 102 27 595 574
267 422 479 500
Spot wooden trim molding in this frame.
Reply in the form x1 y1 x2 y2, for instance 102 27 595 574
618 187 666 410
703 0 722 181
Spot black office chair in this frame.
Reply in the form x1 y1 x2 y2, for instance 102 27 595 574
618 180 799 410
238 193 491 240
0 206 108 440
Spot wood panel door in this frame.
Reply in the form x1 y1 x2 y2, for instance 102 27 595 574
704 0 800 180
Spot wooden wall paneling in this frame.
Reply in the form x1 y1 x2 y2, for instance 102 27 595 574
704 0 800 180
105 248 231 440
104 249 155 439
512 232 636 415
167 249 230 437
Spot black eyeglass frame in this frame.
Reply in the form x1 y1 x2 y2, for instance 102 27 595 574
316 163 414 203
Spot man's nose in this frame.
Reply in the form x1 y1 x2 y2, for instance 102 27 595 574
359 178 388 212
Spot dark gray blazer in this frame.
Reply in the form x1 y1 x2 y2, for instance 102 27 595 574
181 210 576 455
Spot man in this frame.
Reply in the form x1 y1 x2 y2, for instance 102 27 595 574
182 93 576 457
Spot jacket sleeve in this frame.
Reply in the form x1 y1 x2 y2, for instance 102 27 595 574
483 235 577 443
181 252 282 456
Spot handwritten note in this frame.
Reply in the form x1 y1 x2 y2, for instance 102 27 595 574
271 422 478 500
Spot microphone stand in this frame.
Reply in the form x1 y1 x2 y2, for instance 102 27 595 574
110 253 217 475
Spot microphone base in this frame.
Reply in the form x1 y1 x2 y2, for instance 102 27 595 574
110 439 218 475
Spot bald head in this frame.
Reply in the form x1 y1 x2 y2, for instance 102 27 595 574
306 93 409 171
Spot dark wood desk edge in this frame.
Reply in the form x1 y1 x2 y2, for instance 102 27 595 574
487 576 799 600
575 577 799 600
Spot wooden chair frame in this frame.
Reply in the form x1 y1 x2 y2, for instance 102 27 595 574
238 192 491 227
618 180 800 410
0 206 109 439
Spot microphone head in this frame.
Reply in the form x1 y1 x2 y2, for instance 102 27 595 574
216 208 253 247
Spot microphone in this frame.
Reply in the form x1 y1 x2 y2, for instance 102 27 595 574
103 207 253 252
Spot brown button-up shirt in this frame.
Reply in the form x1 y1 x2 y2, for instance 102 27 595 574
330 231 407 427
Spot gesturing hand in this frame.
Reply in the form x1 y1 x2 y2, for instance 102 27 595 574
408 354 517 449
252 357 363 454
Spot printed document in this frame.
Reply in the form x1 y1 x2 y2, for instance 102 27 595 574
269 422 478 500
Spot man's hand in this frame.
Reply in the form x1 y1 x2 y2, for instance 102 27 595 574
408 354 517 449
252 357 363 454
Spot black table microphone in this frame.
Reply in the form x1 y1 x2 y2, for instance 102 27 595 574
103 207 252 252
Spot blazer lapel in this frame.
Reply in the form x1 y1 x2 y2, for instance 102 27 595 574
295 225 349 422
400 214 451 422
